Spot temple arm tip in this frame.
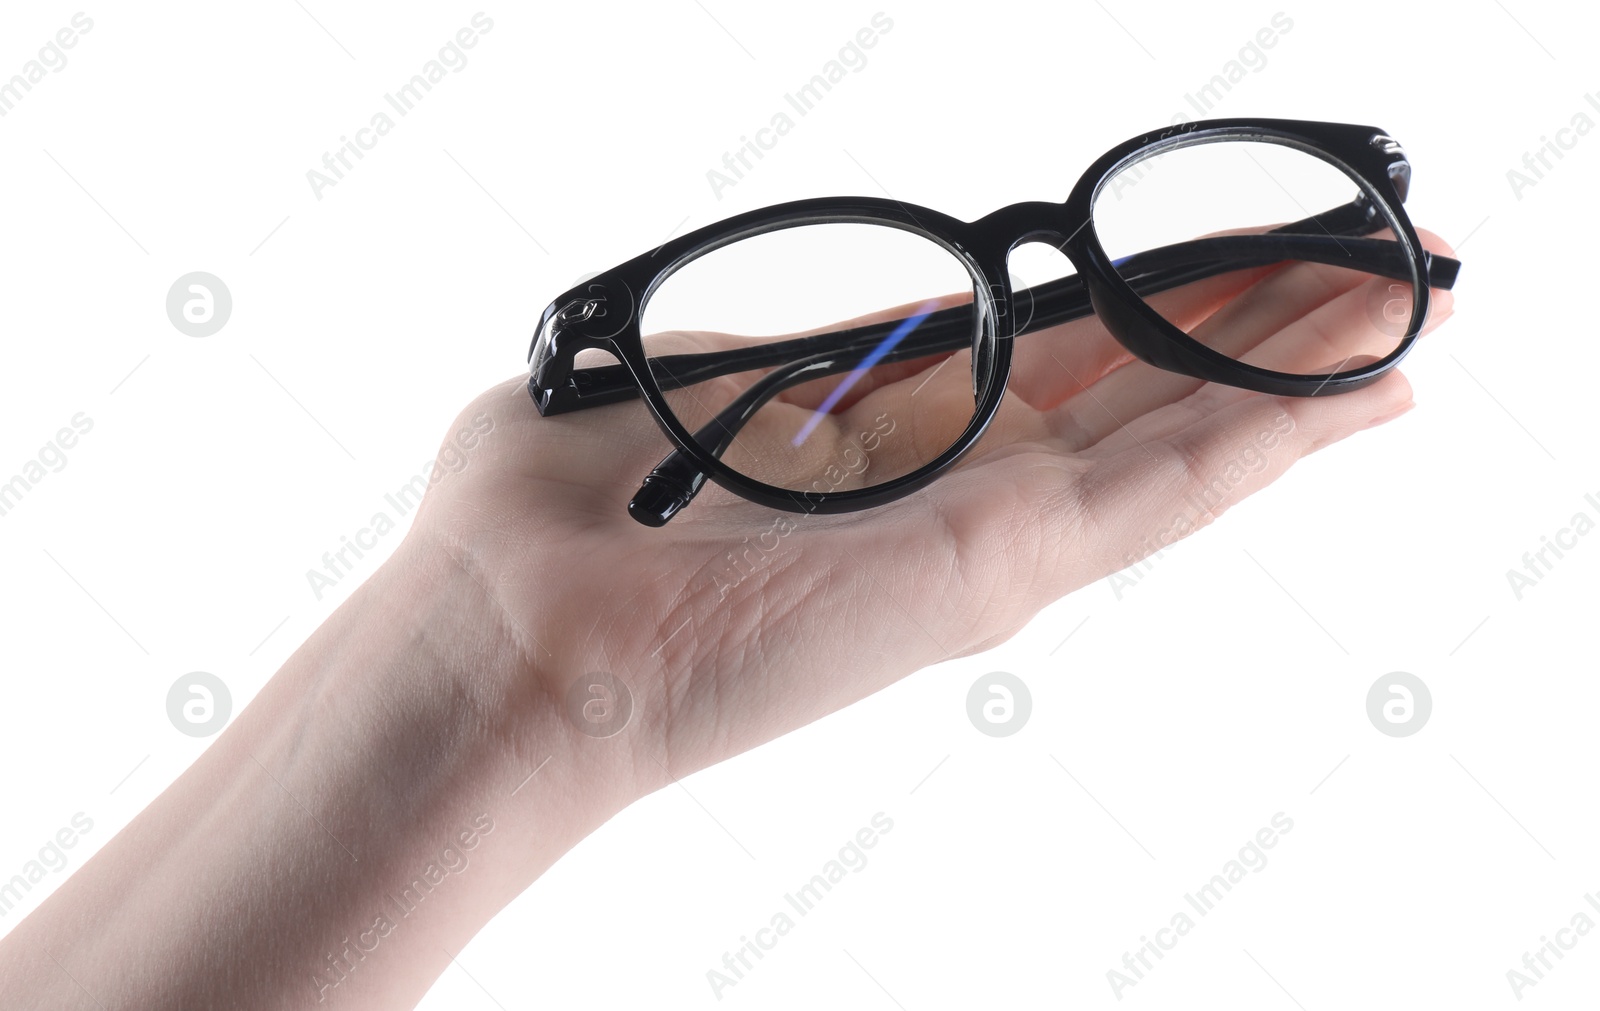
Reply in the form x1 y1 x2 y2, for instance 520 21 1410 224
1426 251 1461 291
629 472 692 527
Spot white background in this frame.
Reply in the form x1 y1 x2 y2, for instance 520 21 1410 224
0 1 1594 1007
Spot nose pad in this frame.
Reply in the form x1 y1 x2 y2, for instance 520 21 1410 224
972 300 992 397
977 240 1079 398
1005 240 1078 339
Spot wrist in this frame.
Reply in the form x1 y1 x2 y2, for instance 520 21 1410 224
235 537 636 1007
366 531 644 867
0 532 638 1011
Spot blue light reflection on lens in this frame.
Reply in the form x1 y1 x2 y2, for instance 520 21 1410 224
791 298 943 447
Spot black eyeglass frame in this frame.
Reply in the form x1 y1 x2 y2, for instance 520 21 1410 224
527 118 1461 525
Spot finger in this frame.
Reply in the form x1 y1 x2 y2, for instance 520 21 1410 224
1082 280 1453 459
1050 229 1455 449
1004 223 1311 411
1059 265 1374 444
926 254 1429 469
1002 262 1283 411
1009 262 1344 455
766 255 1289 416
1227 231 1457 376
936 370 1417 621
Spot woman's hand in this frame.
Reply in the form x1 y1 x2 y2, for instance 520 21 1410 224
0 231 1453 1010
415 230 1456 796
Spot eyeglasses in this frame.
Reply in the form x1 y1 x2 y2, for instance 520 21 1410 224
527 117 1460 527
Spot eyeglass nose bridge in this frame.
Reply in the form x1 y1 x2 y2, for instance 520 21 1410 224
969 201 1084 254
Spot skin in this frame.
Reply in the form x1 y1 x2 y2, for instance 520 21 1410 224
0 233 1454 1008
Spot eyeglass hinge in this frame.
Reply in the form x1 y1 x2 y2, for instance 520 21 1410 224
1369 133 1404 156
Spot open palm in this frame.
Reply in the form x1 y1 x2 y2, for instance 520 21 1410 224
411 230 1454 789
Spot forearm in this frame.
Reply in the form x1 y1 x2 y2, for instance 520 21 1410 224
0 536 625 1010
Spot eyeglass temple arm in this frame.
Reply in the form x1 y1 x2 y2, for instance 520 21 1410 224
625 230 1459 525
536 244 1458 420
